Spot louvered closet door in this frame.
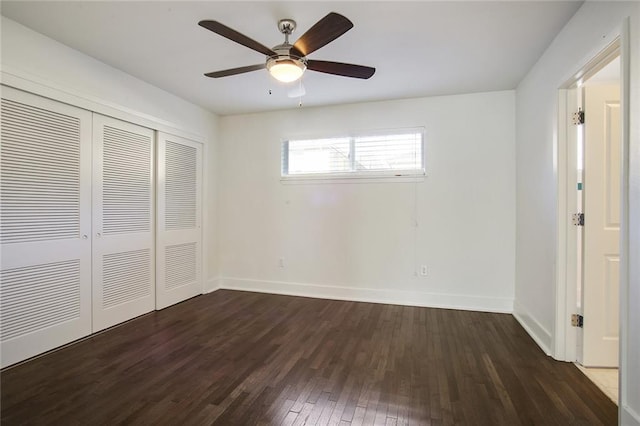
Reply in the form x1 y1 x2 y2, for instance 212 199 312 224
156 133 202 309
92 115 155 331
0 87 92 368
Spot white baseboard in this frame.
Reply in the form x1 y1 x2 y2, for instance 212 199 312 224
622 404 640 426
218 277 513 313
513 300 552 355
204 277 221 294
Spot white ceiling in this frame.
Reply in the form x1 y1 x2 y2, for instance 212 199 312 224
1 1 582 116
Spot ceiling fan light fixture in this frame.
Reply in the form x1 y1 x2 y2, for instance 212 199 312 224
267 57 306 83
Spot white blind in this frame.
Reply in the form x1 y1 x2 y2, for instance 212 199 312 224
282 129 424 177
354 133 422 172
284 137 350 175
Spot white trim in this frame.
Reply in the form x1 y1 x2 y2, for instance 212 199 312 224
618 16 633 426
622 405 640 426
1 67 205 143
555 86 581 362
219 277 513 313
201 141 209 295
280 175 426 185
514 300 553 356
555 87 570 361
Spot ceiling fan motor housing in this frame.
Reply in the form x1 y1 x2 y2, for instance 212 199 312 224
269 44 306 63
266 37 307 83
266 19 307 82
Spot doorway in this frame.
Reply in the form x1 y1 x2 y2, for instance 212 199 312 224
577 55 621 403
554 45 626 402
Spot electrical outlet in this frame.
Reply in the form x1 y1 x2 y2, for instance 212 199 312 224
420 265 428 276
279 258 285 268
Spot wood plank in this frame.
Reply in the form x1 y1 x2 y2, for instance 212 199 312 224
0 290 617 425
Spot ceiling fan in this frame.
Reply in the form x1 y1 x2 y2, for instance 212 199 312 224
198 12 376 84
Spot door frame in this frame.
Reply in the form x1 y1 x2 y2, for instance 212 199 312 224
556 40 620 363
555 18 631 413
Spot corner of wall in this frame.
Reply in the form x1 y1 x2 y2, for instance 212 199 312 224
513 300 553 355
204 277 221 294
202 112 221 290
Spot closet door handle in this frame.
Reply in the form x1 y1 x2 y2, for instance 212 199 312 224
82 234 88 239
96 232 101 238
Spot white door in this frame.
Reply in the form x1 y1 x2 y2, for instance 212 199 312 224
92 115 155 331
156 133 202 309
0 87 92 367
581 84 621 367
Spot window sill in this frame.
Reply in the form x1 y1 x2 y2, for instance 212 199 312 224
280 173 426 185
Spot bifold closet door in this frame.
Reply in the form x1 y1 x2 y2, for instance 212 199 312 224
156 133 202 309
0 87 92 368
92 115 155 332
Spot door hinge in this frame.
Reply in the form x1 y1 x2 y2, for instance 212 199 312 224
571 314 584 328
572 213 584 226
572 108 585 125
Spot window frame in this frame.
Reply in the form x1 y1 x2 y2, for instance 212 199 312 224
281 127 426 182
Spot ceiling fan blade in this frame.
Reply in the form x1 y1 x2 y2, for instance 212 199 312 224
307 60 375 79
204 64 266 78
199 20 276 57
291 12 353 57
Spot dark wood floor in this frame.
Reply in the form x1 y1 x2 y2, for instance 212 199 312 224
1 290 616 425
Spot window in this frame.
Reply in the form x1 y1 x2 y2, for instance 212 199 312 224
281 129 424 179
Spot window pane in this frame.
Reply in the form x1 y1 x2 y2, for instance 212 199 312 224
354 133 422 171
282 129 424 178
286 138 351 174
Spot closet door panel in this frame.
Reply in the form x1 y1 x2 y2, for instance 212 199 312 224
92 115 155 332
0 87 92 368
156 133 202 309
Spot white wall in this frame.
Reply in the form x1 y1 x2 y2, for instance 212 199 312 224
218 91 516 313
514 2 640 423
0 17 221 289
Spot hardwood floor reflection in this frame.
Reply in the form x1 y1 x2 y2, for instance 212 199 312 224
1 290 617 425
